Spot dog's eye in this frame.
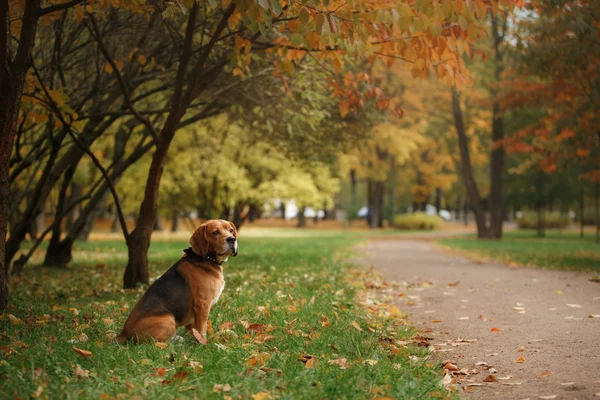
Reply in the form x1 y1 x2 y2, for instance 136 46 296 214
229 228 233 233
212 231 219 235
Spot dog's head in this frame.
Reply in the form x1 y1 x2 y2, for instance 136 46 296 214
190 219 238 261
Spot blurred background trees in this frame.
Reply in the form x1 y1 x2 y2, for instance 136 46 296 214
1 0 598 309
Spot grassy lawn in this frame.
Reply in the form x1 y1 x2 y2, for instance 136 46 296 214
1 233 450 399
438 230 600 271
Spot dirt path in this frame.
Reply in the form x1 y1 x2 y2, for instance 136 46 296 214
358 240 600 399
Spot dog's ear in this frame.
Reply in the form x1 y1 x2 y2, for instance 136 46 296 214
229 221 238 239
229 221 238 257
190 224 210 256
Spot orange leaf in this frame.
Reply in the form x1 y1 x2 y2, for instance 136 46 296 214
538 370 551 378
72 346 92 358
191 328 207 345
515 356 525 363
490 327 501 333
247 324 265 333
220 321 235 331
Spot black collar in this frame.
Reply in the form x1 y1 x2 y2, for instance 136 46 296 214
183 247 223 266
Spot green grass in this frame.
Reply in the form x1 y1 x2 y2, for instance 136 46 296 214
1 233 451 399
438 230 600 271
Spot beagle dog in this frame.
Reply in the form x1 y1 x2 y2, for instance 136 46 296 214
117 219 238 344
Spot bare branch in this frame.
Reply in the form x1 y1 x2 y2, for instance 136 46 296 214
86 13 160 143
39 0 84 16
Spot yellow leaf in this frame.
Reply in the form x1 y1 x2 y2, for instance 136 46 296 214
514 356 525 363
339 100 350 118
252 392 271 400
138 54 147 64
104 64 113 74
351 321 363 332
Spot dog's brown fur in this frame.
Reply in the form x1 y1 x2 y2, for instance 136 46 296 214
117 219 238 343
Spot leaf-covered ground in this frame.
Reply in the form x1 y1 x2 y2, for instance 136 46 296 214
1 234 452 399
438 230 600 271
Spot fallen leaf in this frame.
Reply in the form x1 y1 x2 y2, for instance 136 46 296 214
483 374 497 382
309 296 315 305
589 314 600 318
102 318 114 325
252 392 271 400
554 290 563 295
538 371 551 378
567 304 582 308
447 281 460 286
514 356 525 363
298 354 317 368
73 365 89 378
539 396 557 399
155 342 168 349
444 363 459 371
219 322 235 330
191 328 207 345
214 383 232 393
328 358 351 369
388 306 403 318
430 319 444 323
497 376 512 380
152 368 167 377
351 321 363 331
247 324 265 333
72 346 92 358
32 386 43 398
188 360 203 374
365 359 378 366
512 306 525 311
490 327 501 333
559 382 574 386
457 317 469 320
246 352 271 367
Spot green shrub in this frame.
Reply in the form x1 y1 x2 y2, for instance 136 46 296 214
581 208 599 226
392 212 442 230
516 211 570 229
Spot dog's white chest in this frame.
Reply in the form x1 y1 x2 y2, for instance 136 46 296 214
212 280 225 306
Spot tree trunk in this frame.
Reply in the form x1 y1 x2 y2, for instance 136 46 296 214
386 158 396 226
66 182 82 230
489 11 506 239
297 207 306 228
452 87 489 237
580 188 584 239
434 187 441 212
350 168 357 219
536 171 545 238
369 181 384 229
111 213 120 233
0 0 45 310
153 215 164 231
171 213 180 232
594 182 600 243
280 202 286 219
121 2 235 289
44 236 74 267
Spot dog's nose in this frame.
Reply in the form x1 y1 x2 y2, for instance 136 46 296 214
226 236 236 244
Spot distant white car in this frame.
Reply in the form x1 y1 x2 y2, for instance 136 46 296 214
438 210 451 221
